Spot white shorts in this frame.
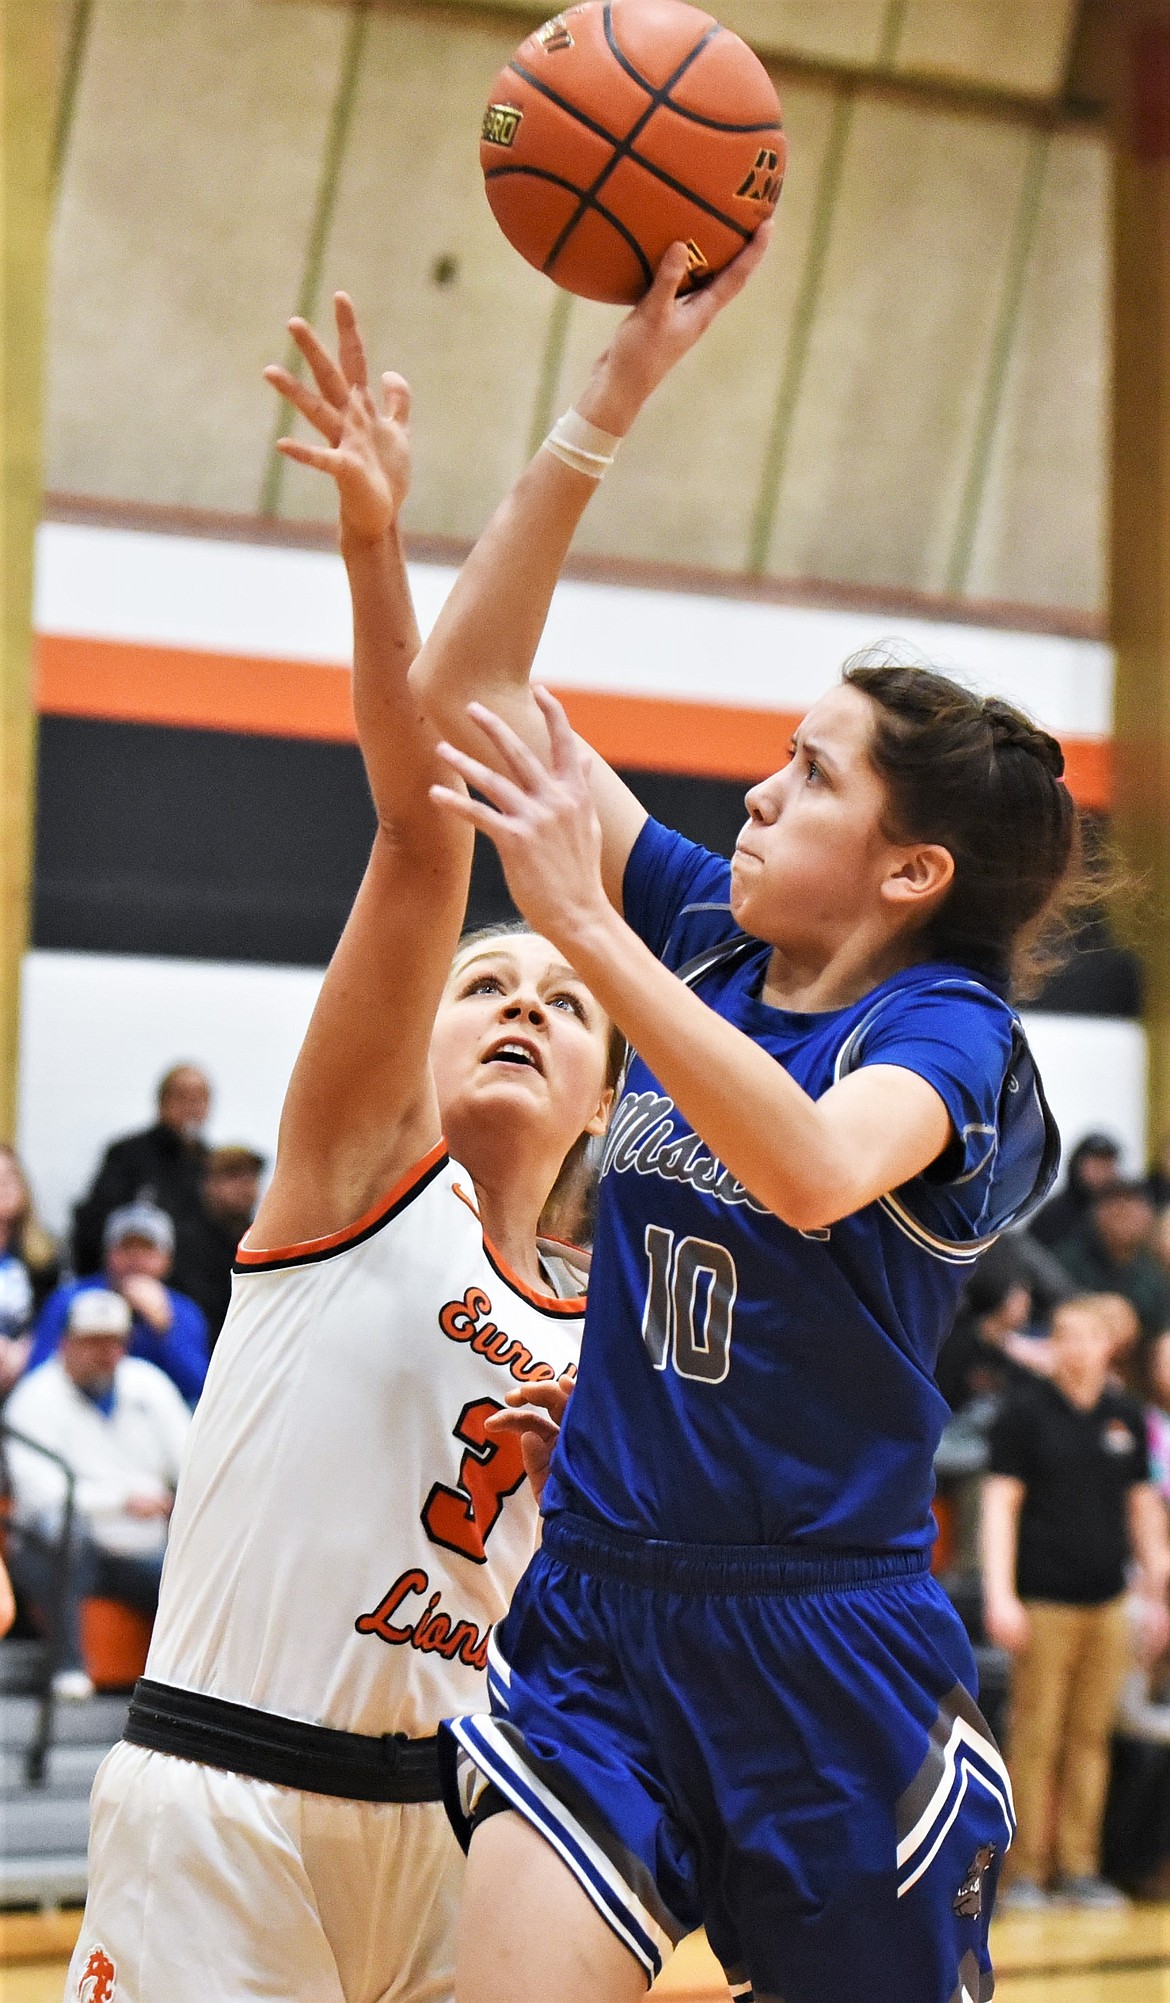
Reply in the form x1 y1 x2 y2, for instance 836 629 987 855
67 1740 465 2003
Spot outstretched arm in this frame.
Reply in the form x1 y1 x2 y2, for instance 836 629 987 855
430 693 953 1234
250 298 473 1249
409 230 771 908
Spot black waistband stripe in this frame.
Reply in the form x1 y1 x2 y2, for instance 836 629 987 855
124 1678 443 1803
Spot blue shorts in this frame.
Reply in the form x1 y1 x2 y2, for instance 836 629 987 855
442 1512 1013 2003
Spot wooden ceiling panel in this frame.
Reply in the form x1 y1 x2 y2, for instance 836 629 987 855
716 1 891 67
552 80 838 570
892 0 1078 99
764 98 1034 592
963 132 1109 611
275 8 562 539
44 0 348 510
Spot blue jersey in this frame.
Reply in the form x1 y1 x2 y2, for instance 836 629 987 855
545 818 1058 1553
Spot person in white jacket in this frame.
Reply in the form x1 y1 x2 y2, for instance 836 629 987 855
3 1287 189 1695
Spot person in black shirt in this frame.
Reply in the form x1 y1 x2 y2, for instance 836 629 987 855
982 1295 1170 1909
1030 1131 1122 1250
71 1066 212 1276
170 1146 265 1347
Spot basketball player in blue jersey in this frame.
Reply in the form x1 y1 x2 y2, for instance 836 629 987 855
407 235 1082 2003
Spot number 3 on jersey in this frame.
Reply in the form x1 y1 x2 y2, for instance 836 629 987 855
422 1400 527 1564
642 1226 738 1384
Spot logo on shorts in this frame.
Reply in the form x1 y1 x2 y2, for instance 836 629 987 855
77 1946 117 2003
537 15 575 51
953 1844 996 1918
734 147 783 205
482 104 523 146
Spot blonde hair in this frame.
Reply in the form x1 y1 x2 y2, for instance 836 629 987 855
0 1144 57 1273
449 923 624 1246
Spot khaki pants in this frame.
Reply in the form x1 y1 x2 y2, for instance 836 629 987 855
1006 1595 1131 1883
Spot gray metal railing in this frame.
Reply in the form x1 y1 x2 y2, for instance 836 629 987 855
1 1422 78 1785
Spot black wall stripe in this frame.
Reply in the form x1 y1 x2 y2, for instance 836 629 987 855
32 718 1141 1018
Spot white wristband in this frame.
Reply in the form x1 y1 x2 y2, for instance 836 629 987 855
542 408 623 480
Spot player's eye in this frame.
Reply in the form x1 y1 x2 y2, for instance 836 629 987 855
462 974 504 997
550 991 587 1020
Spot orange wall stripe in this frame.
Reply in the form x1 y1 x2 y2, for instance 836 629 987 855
36 632 1113 808
37 634 357 742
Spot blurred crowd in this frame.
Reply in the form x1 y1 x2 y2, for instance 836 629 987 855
0 1065 264 1699
2 1082 1170 1905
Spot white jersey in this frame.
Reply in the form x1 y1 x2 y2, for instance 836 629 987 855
146 1144 584 1739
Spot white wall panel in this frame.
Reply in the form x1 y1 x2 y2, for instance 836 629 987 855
35 522 1113 737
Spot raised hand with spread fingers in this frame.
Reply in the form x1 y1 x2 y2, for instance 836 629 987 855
264 292 411 545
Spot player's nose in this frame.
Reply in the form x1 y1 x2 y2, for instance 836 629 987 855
502 995 547 1027
744 773 781 822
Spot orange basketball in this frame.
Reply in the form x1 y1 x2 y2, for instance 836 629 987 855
480 0 784 305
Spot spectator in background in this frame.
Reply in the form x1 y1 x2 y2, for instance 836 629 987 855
171 1145 265 1347
1147 1134 1170 1212
29 1203 209 1406
1145 1329 1170 1509
982 1295 1170 1910
3 1289 189 1699
935 1247 1052 1416
1032 1132 1122 1250
1056 1182 1170 1349
0 1145 60 1396
1153 1204 1170 1291
71 1064 212 1276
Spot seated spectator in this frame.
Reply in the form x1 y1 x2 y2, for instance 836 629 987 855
935 1254 1050 1417
29 1202 209 1406
1032 1131 1123 1249
1148 1134 1170 1212
71 1063 212 1276
1154 1203 1170 1289
2 1289 189 1698
981 1296 1170 1909
1103 1619 1170 1898
171 1144 265 1347
1146 1329 1170 1508
1056 1182 1170 1348
0 1145 60 1395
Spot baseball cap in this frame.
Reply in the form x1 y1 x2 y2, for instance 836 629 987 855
68 1289 132 1338
102 1200 175 1256
205 1145 266 1175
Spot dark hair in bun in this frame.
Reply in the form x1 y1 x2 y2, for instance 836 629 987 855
843 656 1083 997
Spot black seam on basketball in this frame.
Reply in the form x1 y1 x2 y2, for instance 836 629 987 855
624 149 752 241
484 164 653 289
659 101 783 135
507 58 624 151
504 61 756 243
541 6 725 278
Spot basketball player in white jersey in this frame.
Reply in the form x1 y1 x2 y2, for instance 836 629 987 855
68 298 618 2003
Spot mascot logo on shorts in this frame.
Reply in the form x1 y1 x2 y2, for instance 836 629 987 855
77 1945 116 2003
953 1844 996 1919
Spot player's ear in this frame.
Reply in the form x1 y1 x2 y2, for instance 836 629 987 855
881 843 954 913
585 1084 616 1137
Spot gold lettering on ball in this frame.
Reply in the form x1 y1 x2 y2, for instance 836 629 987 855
483 104 524 146
537 15 575 52
735 147 783 206
684 241 709 274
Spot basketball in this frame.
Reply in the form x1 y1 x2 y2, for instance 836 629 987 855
480 0 784 306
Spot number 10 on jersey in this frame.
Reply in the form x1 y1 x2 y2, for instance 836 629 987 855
641 1226 738 1384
